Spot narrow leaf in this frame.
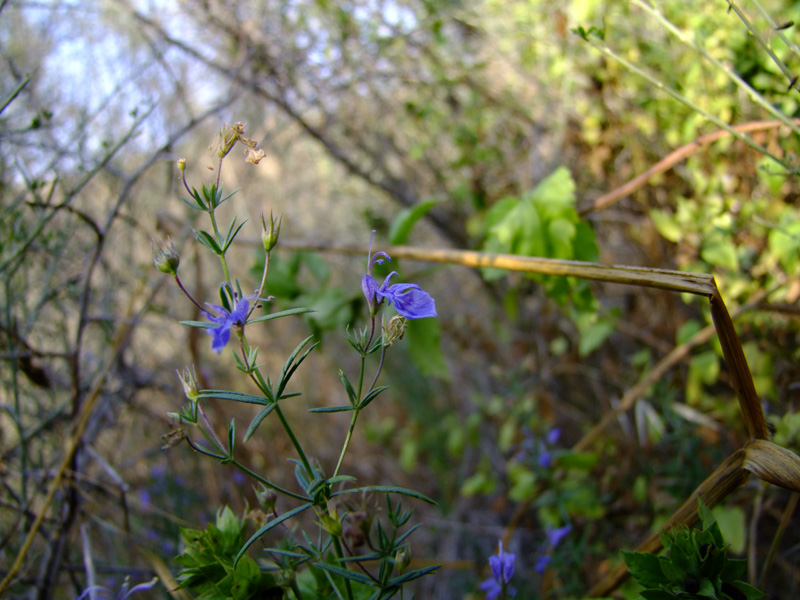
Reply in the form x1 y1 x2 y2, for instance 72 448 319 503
332 486 435 504
246 307 315 325
244 403 277 442
198 390 269 406
313 562 374 585
234 503 313 565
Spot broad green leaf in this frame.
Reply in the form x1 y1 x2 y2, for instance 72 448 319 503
389 200 438 245
701 239 739 271
650 209 683 243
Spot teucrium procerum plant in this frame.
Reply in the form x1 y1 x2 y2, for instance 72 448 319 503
154 123 439 599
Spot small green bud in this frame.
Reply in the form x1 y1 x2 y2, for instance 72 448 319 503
152 237 180 275
261 212 282 252
383 314 408 347
177 158 186 171
176 365 200 402
254 483 277 512
394 545 411 572
317 502 343 538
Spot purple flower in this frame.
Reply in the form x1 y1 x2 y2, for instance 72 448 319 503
535 555 551 574
536 524 572 574
204 286 254 353
545 524 572 548
76 576 159 600
479 541 516 599
537 427 562 468
362 232 436 319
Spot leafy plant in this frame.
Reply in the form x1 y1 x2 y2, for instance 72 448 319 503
623 501 765 600
175 507 282 600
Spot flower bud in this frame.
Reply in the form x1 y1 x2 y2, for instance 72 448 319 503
254 483 278 513
261 212 282 252
317 502 343 538
177 158 186 172
383 314 408 346
394 545 411 572
152 237 180 275
176 365 200 402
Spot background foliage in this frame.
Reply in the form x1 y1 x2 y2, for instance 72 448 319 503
2 0 800 598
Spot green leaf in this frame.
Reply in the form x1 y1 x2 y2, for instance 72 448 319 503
244 403 277 442
198 390 269 406
235 503 313 565
701 239 739 271
308 405 355 413
388 564 441 586
313 563 374 585
622 550 670 587
357 385 390 410
650 209 683 243
332 485 436 505
389 200 438 245
548 217 576 259
221 218 247 252
338 369 358 406
555 451 600 470
724 580 767 600
577 318 614 357
193 228 223 255
246 307 315 324
179 320 216 329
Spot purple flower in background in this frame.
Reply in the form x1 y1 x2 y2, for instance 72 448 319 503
546 524 572 548
76 576 158 600
479 541 516 599
537 427 561 468
536 524 572 574
204 286 254 353
362 232 436 319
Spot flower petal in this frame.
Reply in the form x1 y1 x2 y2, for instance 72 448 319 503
377 273 436 319
362 274 378 303
478 578 502 599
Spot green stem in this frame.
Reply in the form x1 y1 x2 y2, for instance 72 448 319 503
727 1 795 83
240 335 315 481
250 249 270 320
333 409 360 479
332 317 385 479
208 209 232 287
231 459 310 502
588 38 797 173
274 403 315 479
332 537 355 600
633 0 800 138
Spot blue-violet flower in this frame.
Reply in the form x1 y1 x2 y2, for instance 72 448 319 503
479 541 516 599
361 232 436 319
204 287 255 353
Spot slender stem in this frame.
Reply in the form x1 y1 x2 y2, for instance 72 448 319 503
290 580 304 600
333 317 385 478
587 38 796 173
197 402 226 452
174 274 206 312
333 409 360 480
185 435 225 460
208 209 232 286
249 249 271 320
274 403 314 479
231 459 310 502
332 537 355 600
238 335 314 480
632 0 800 137
726 1 795 83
